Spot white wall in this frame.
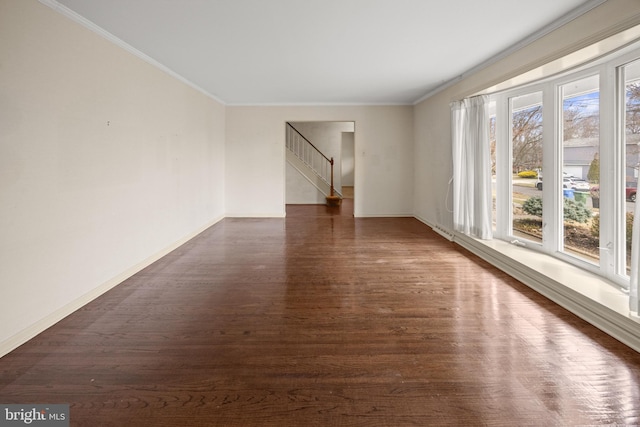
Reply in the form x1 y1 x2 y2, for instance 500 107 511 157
285 162 326 204
226 106 414 217
342 132 355 187
414 0 640 231
0 0 226 355
414 90 453 229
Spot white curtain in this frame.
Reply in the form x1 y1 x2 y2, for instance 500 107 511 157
451 95 493 240
630 186 640 315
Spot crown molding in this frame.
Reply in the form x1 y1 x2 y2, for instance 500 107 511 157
413 0 608 105
225 101 413 107
38 0 227 105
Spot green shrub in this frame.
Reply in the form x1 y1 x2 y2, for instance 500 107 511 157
591 212 634 249
522 195 592 223
522 196 543 217
591 214 599 237
563 198 592 223
517 170 538 179
588 154 600 184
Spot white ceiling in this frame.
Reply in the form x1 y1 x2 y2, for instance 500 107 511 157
48 0 600 105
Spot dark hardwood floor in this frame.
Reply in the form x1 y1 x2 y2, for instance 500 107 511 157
2 200 640 426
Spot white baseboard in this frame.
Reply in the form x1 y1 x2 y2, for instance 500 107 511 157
355 213 414 218
225 213 286 218
0 216 224 358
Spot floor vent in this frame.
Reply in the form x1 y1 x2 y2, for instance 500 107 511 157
432 225 455 241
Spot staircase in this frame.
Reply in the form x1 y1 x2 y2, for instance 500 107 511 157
286 123 342 206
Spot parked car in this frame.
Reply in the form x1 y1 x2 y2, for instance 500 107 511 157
571 179 590 192
627 186 637 202
590 184 636 202
537 176 590 192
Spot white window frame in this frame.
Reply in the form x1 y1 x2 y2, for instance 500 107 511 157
608 48 640 286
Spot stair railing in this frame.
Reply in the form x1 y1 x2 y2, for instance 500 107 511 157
286 123 338 196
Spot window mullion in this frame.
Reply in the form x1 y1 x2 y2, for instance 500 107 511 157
599 65 617 277
495 94 511 239
542 84 561 253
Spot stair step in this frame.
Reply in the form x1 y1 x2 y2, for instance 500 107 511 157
326 195 342 207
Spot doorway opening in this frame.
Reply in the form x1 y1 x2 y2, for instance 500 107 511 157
285 121 355 214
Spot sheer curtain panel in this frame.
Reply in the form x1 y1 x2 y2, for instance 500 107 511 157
630 193 640 315
451 95 492 240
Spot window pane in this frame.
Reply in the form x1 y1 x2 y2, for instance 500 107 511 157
561 75 599 263
623 59 640 275
489 101 497 232
511 92 543 244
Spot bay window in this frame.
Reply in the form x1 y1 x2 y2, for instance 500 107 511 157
489 43 640 290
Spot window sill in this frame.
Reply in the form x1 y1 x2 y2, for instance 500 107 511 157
454 233 640 352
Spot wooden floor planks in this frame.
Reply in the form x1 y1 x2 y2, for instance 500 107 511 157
2 200 640 426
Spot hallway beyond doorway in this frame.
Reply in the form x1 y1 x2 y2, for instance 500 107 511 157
285 121 355 206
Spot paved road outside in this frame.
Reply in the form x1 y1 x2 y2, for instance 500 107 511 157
510 178 635 212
